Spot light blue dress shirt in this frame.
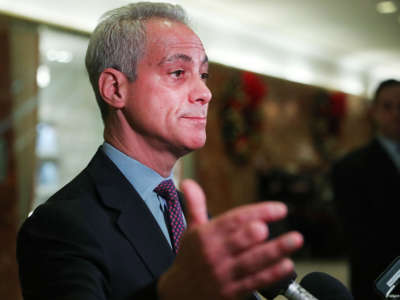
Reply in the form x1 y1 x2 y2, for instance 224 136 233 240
102 142 176 248
102 143 261 299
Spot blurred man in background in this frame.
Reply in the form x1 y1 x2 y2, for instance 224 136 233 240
332 79 400 300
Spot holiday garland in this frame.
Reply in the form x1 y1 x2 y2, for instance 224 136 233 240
310 90 347 161
220 71 267 165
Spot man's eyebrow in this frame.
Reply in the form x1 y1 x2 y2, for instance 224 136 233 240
158 54 209 66
158 54 191 66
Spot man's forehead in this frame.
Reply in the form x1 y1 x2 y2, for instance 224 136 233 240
379 86 400 98
144 19 207 63
145 18 203 46
376 89 400 108
161 19 174 28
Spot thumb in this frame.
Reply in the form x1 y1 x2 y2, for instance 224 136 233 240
180 179 208 228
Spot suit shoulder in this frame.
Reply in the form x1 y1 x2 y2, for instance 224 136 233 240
333 141 375 170
330 145 375 185
21 167 103 234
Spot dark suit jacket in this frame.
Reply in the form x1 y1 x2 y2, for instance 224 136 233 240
331 138 400 300
17 148 175 300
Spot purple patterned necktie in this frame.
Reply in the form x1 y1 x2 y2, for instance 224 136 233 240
154 179 185 254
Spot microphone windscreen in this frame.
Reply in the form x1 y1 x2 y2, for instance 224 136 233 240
259 272 297 299
300 272 354 300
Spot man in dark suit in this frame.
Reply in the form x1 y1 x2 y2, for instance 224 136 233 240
331 79 400 300
17 2 303 300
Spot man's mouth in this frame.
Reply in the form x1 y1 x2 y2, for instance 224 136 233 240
180 115 207 125
182 116 206 119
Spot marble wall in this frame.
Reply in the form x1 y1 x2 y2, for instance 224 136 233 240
0 17 38 300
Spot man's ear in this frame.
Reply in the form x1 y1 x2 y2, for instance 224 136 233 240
98 68 129 109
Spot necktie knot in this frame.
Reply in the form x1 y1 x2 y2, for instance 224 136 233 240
154 179 178 203
154 179 185 253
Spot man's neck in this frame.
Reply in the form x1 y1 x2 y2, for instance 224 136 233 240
103 115 182 178
105 135 178 178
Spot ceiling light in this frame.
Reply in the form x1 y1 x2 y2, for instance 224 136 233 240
46 49 73 63
376 1 397 14
284 62 314 85
36 65 51 88
338 77 364 95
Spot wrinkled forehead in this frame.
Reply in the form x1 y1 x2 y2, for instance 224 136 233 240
144 18 205 55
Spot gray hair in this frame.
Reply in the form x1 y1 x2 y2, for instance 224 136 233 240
85 2 189 121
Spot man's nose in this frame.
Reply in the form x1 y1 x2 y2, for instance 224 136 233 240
189 77 212 104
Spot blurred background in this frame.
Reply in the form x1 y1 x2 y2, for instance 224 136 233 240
0 0 399 298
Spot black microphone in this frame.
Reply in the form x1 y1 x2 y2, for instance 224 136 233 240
259 272 318 300
300 272 354 300
259 271 353 300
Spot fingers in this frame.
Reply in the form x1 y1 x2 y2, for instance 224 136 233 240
231 231 303 280
212 201 287 235
182 179 291 258
224 221 270 255
182 178 287 234
220 232 303 297
180 179 208 228
226 258 295 297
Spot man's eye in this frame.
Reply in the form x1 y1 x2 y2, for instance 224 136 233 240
201 73 209 80
170 70 185 77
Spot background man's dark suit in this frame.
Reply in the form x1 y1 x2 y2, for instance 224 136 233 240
17 148 175 300
331 138 400 300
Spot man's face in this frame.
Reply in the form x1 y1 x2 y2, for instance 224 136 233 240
373 85 400 142
122 19 212 157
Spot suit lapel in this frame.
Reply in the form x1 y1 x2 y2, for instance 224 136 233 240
87 148 175 277
369 138 400 177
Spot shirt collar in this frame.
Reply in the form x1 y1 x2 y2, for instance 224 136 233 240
377 135 399 155
101 142 172 200
377 135 400 170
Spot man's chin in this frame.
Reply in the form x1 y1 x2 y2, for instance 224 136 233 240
180 137 206 154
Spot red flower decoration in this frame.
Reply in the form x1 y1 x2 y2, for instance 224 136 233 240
241 71 267 107
221 71 268 165
329 92 347 119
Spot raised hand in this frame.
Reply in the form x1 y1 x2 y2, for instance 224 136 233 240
158 179 303 300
